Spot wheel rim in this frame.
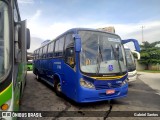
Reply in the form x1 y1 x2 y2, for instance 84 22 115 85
57 83 61 92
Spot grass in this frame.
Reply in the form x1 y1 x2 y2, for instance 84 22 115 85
138 70 160 73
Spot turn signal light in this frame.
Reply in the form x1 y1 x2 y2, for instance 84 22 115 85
1 104 9 110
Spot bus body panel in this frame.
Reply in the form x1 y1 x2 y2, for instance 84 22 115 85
62 61 77 100
0 83 12 107
36 58 128 103
36 58 77 100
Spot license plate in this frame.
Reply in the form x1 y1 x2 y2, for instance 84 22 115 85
106 90 115 94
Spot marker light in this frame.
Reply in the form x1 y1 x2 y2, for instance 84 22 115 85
1 104 9 110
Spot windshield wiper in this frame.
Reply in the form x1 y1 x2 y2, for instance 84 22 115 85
111 45 122 75
96 45 103 74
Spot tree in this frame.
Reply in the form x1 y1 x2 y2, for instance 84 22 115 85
139 41 160 70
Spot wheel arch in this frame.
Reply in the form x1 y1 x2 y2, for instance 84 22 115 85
53 73 62 86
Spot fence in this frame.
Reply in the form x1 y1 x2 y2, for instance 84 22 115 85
136 60 160 70
148 63 160 70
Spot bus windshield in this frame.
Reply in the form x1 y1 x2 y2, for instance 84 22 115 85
0 1 10 81
79 31 127 74
125 49 136 71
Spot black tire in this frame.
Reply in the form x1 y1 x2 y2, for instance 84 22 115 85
36 74 41 81
19 84 23 105
54 79 62 96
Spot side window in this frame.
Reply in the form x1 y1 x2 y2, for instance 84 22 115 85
64 34 75 68
42 45 48 58
48 42 54 58
54 37 64 57
65 47 75 68
65 34 74 50
36 49 39 59
13 2 19 22
34 50 36 60
54 40 59 56
39 48 43 59
59 37 64 56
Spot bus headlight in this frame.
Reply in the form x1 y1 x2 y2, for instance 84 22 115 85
80 78 95 89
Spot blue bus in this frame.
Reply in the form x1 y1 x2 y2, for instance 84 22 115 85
33 28 140 103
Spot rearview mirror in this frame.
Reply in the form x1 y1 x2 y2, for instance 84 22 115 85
74 34 81 52
15 20 27 62
26 28 30 49
131 50 140 60
122 39 140 52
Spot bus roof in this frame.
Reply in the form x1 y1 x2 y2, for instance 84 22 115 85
63 28 118 35
34 28 120 51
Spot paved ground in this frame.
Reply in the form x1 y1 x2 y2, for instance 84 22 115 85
138 72 160 95
19 71 160 120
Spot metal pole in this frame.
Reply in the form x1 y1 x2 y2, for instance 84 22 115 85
141 26 145 43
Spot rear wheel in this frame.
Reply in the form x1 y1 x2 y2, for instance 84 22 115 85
36 74 41 81
54 79 62 96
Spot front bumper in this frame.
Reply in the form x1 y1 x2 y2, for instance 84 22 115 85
76 83 128 103
128 70 137 82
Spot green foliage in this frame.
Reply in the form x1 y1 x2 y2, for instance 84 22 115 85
139 41 160 67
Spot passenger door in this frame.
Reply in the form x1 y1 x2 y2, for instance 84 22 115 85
63 34 76 99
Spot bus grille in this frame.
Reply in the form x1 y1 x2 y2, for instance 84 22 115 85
95 83 122 90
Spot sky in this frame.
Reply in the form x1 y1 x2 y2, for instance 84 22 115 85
17 0 160 52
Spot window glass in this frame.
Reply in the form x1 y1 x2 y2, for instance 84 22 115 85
79 30 127 74
33 51 36 59
48 42 54 58
13 2 18 22
36 49 39 59
54 37 64 57
0 2 10 81
55 40 59 53
125 49 136 71
65 47 75 68
39 48 43 59
42 45 48 58
65 34 73 49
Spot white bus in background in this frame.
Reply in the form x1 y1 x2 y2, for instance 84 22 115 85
124 45 140 82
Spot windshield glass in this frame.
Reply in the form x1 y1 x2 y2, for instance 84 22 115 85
0 1 10 81
125 49 136 71
79 31 127 74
